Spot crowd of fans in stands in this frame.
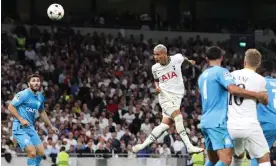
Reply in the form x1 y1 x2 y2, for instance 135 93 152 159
1 25 276 164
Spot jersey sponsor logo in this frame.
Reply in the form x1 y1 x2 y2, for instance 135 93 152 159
26 107 38 113
223 72 233 80
161 72 178 81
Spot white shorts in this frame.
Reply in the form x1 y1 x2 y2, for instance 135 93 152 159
158 90 183 119
228 126 270 159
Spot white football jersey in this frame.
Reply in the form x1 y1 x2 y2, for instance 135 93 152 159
152 53 186 95
227 68 267 129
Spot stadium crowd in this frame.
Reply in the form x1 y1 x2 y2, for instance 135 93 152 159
1 25 276 164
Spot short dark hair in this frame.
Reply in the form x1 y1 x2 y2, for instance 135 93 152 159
60 146 66 152
206 46 222 60
27 74 40 83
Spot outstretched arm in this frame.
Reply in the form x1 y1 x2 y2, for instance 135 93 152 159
218 69 268 105
40 111 54 128
182 55 196 65
40 111 59 134
228 85 268 105
184 59 196 65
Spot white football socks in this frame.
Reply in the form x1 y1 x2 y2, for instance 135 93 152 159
174 114 193 148
259 162 271 166
140 123 169 149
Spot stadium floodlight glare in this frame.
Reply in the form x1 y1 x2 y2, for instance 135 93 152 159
239 42 246 47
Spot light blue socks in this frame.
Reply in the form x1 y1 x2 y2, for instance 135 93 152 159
205 160 215 166
214 160 228 166
27 157 36 166
35 156 43 166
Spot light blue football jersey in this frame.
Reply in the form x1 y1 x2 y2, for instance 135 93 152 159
257 77 276 130
198 66 235 128
11 88 45 127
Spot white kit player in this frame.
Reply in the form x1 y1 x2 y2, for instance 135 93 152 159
227 49 270 166
132 44 204 153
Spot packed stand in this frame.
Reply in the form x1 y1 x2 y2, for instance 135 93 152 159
1 25 273 161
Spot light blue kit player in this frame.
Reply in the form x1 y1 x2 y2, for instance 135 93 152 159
252 61 276 166
8 74 59 166
198 46 267 166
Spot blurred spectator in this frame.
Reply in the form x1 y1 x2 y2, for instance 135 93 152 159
159 143 171 157
173 135 185 156
140 118 152 136
164 127 175 148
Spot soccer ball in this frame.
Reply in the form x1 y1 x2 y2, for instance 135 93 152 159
47 3 64 20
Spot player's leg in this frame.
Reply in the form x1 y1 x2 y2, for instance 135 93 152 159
171 109 203 153
133 91 177 153
246 128 270 166
263 130 276 149
29 128 44 166
13 131 37 166
163 93 203 153
232 139 245 166
206 150 220 166
132 116 171 152
202 128 219 166
257 154 271 166
216 148 233 166
252 130 276 166
25 145 38 166
205 127 233 166
35 144 44 166
251 159 258 166
228 129 246 166
232 152 246 166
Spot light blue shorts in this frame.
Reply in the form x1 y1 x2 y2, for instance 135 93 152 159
12 122 42 150
201 127 233 151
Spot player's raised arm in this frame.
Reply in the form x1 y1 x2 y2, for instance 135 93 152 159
183 57 196 65
8 92 30 126
175 53 196 66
